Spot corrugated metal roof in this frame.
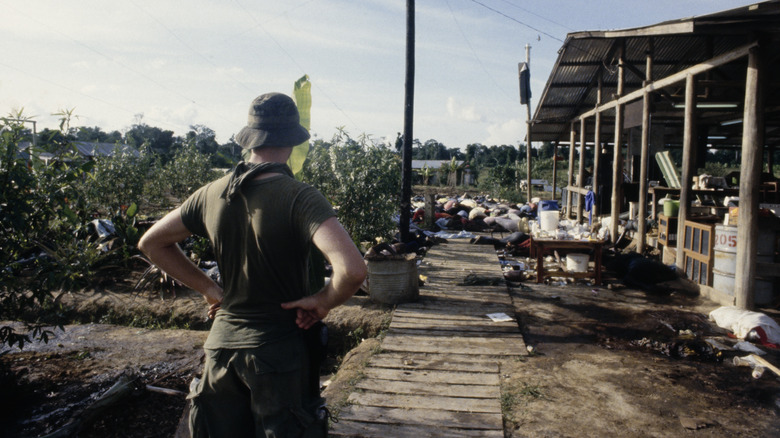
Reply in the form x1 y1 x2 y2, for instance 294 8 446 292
529 0 780 147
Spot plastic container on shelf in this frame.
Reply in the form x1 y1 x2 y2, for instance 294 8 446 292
663 199 680 217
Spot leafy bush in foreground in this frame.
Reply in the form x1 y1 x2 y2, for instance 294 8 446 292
302 129 401 245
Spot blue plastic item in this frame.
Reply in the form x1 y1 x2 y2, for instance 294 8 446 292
538 200 559 211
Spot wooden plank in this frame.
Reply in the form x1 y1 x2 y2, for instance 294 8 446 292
393 309 507 322
348 392 501 414
331 419 502 437
413 295 512 306
363 366 500 386
382 333 526 356
388 328 524 338
391 320 518 332
356 379 497 398
398 303 512 316
336 405 503 431
368 353 499 373
392 312 515 325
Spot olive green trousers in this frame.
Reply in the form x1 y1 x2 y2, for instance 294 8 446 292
188 336 326 437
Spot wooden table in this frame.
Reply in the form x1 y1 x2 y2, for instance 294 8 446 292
530 238 604 285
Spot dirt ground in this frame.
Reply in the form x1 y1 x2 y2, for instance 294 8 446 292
499 278 780 437
2 258 780 437
0 287 391 438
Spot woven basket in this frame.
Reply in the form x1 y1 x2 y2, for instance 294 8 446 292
366 253 419 304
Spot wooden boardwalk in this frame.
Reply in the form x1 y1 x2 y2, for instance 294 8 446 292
331 238 526 437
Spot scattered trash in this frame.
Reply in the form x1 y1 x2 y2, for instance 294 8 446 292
734 354 780 378
462 273 503 286
678 329 695 340
503 270 525 282
733 341 766 355
704 338 732 351
733 355 766 379
632 337 721 361
487 312 514 322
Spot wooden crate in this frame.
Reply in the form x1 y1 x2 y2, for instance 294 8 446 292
681 220 716 286
657 214 678 248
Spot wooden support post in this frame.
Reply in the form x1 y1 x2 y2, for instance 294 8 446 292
424 193 435 230
677 74 698 267
567 123 576 219
735 44 765 310
636 46 653 253
610 50 625 243
552 141 559 202
637 90 651 254
592 72 603 224
577 118 586 222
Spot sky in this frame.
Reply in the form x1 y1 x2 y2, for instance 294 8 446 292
0 0 760 149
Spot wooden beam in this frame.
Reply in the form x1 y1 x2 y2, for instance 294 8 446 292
735 44 766 310
566 185 590 196
677 74 698 266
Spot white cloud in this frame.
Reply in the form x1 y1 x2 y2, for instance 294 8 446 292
484 118 525 147
446 97 483 123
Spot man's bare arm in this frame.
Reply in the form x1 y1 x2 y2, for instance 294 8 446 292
138 208 223 308
281 216 367 329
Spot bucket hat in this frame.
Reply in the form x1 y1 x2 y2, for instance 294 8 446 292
235 93 310 149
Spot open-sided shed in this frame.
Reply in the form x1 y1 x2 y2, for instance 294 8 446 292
529 1 780 309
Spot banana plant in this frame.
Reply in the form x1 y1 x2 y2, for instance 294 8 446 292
287 75 311 178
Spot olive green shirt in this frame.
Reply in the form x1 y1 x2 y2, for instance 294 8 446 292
180 167 335 349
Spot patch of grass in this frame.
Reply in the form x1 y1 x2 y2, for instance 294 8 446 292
501 380 545 419
94 308 192 330
347 327 365 349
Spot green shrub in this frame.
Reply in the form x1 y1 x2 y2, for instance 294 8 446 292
301 129 401 244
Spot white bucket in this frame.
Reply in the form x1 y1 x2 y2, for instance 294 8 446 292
566 253 589 273
539 210 559 231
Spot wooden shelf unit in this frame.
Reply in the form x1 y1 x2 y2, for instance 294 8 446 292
657 214 678 248
681 219 716 286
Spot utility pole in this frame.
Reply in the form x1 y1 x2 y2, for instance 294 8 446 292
399 0 415 242
519 44 533 201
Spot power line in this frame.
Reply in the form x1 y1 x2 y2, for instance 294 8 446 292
467 0 565 43
466 0 614 68
494 0 575 32
444 0 515 104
